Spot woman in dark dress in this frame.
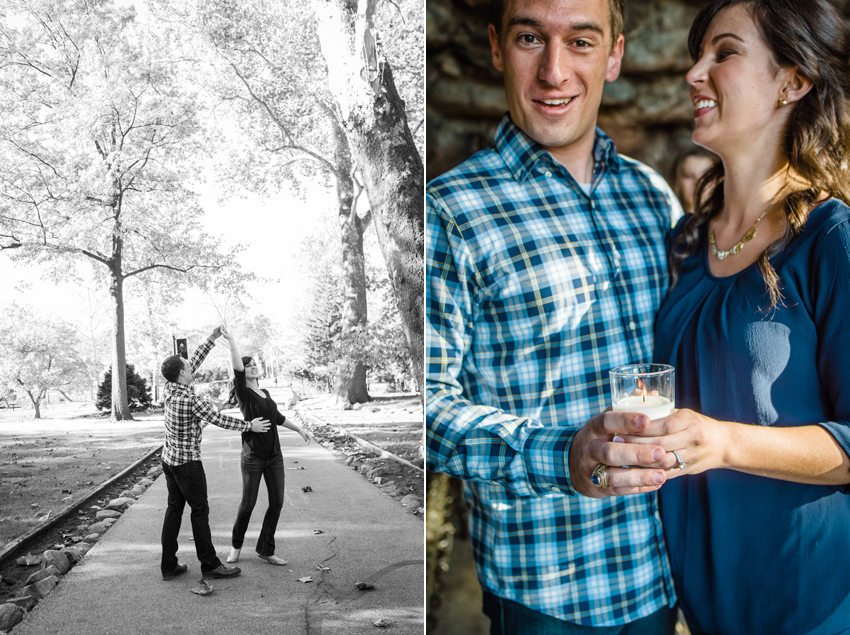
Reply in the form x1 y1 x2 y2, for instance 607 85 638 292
221 327 310 566
624 1 850 633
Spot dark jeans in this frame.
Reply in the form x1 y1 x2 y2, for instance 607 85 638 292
231 447 285 556
483 592 677 635
160 459 222 574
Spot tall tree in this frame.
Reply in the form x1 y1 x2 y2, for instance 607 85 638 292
180 0 373 405
0 304 85 419
315 0 425 392
0 0 241 419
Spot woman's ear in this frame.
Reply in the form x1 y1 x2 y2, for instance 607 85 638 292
782 67 814 105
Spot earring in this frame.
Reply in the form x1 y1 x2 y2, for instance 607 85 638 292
778 97 788 106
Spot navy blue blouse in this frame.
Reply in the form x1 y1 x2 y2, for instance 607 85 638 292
655 199 850 635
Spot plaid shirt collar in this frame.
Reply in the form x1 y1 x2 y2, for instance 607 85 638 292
494 114 622 183
164 380 193 400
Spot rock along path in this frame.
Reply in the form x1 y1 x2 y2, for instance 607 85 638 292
11 399 424 635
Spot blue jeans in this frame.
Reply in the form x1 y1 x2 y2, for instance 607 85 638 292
160 460 222 574
482 592 677 635
230 447 285 556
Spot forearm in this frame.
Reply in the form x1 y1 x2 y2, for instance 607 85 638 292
279 418 305 436
228 338 244 372
427 385 577 496
725 422 850 485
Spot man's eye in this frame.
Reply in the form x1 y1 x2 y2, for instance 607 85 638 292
575 39 590 47
519 33 538 44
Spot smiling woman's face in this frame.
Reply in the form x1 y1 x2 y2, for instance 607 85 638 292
686 4 788 157
245 358 261 378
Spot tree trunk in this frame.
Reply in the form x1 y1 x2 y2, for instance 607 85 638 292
26 390 42 419
331 120 370 406
316 0 425 395
109 264 133 421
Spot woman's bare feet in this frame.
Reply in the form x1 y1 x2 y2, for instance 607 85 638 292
258 553 287 565
226 547 241 563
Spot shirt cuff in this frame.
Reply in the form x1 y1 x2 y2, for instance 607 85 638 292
522 426 578 496
817 421 850 493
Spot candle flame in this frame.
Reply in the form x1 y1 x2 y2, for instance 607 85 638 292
641 386 647 403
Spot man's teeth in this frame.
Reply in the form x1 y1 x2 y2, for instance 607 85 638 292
541 97 574 106
695 99 717 110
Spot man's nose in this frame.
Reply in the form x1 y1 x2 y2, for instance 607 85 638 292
538 42 570 86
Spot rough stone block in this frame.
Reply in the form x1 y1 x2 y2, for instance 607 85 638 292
63 542 92 563
95 509 121 520
87 521 113 534
0 603 24 631
22 575 58 600
23 566 60 587
42 550 71 575
400 494 423 508
4 595 36 611
105 497 133 511
83 533 100 543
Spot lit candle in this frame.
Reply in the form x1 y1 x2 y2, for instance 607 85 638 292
612 395 674 420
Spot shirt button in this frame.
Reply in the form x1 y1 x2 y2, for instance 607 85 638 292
544 170 552 177
628 321 636 330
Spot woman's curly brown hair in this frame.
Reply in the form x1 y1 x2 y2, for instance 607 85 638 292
670 0 850 310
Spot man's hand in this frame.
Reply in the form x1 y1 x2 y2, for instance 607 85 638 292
250 417 271 433
568 411 668 498
208 326 223 342
299 429 311 445
220 326 235 343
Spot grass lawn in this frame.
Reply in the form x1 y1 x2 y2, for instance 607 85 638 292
0 401 164 548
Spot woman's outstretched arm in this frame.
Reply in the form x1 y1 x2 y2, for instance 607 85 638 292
222 326 244 372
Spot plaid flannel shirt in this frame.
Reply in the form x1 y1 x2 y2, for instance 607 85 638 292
161 339 250 466
426 117 679 626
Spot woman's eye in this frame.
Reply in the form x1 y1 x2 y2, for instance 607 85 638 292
716 49 735 61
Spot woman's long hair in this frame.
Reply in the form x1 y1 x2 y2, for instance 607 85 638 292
224 356 254 408
670 0 850 310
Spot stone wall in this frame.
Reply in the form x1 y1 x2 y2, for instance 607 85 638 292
426 0 850 184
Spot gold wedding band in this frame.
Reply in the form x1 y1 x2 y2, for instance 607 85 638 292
591 464 611 488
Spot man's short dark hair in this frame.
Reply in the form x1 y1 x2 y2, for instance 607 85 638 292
161 355 185 383
490 0 625 47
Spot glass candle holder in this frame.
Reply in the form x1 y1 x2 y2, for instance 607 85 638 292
609 364 675 420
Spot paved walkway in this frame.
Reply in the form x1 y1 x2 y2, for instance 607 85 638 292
12 400 424 635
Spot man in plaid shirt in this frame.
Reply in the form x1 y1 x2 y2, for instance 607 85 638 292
426 0 682 632
159 326 270 581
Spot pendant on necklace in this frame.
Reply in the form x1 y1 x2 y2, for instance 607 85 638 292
709 224 759 261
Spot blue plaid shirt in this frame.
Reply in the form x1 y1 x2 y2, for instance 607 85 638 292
426 117 679 626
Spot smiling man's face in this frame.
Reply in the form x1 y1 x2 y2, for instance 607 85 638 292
489 0 624 165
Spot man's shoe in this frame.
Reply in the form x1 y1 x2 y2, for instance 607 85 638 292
226 547 241 563
258 553 288 566
162 563 188 581
203 564 241 579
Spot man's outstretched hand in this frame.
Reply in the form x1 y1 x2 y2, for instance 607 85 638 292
250 417 271 433
568 411 668 498
208 326 223 342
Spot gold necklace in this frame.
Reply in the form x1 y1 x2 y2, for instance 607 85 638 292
709 209 770 261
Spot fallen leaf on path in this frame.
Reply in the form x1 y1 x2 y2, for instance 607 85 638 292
287 467 305 470
313 529 324 535
317 565 330 572
373 618 392 627
16 554 39 566
191 580 213 596
301 486 312 492
355 582 376 591
297 576 313 583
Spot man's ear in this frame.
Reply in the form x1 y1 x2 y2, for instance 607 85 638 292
605 34 625 83
489 24 505 72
